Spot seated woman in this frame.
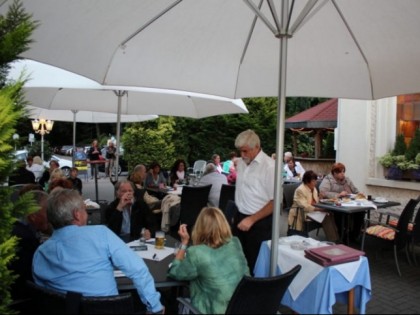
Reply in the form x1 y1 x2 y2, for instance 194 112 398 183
288 170 339 242
284 157 305 179
169 159 187 187
319 162 364 242
145 161 167 189
168 207 250 314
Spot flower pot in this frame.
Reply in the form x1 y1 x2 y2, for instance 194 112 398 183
385 166 403 180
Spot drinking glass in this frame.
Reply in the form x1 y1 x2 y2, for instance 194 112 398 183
155 231 165 249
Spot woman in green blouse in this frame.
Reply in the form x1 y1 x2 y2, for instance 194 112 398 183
168 207 250 314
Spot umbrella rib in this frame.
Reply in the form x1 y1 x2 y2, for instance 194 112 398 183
243 0 279 36
120 0 182 47
331 0 373 98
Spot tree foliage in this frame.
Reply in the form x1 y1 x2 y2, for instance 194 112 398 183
0 1 38 313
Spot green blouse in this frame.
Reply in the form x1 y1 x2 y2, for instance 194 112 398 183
167 237 250 314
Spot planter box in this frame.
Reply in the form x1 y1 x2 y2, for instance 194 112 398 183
384 167 420 181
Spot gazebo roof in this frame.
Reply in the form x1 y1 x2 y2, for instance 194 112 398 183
285 98 337 129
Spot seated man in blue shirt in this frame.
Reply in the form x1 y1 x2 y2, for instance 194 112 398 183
32 189 164 314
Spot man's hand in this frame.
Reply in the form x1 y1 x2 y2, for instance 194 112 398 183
237 216 255 231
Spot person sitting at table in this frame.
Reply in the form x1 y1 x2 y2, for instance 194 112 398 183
32 189 164 314
319 162 364 242
68 167 83 194
9 190 50 302
106 179 156 242
39 160 60 190
222 151 237 175
168 207 249 314
211 153 224 174
284 156 305 179
27 155 45 182
145 161 167 190
9 159 35 186
288 170 339 242
129 164 161 211
47 177 74 193
169 159 187 187
198 162 228 207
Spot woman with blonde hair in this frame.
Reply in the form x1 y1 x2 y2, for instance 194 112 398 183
168 207 249 314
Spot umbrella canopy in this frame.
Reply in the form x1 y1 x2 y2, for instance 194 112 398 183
5 0 420 100
26 105 158 124
7 0 420 275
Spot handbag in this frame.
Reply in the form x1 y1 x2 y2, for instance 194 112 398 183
287 207 309 237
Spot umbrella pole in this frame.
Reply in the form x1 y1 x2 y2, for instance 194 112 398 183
113 90 127 183
72 110 77 167
270 2 289 277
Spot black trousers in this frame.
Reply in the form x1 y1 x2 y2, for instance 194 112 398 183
233 210 272 275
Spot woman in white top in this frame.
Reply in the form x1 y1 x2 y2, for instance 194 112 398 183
27 156 45 182
284 157 305 179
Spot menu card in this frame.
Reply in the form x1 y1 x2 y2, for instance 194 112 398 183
304 244 365 267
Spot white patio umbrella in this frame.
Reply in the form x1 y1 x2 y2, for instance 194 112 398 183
8 0 420 274
9 59 248 181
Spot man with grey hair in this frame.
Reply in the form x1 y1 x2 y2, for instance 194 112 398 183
233 129 275 274
198 163 228 207
106 179 156 242
32 189 164 314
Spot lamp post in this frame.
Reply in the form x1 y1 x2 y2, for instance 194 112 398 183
12 133 19 151
31 118 54 161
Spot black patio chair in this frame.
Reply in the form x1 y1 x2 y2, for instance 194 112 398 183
177 264 301 314
26 281 135 314
361 198 420 276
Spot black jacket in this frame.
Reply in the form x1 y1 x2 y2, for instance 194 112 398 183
106 193 156 242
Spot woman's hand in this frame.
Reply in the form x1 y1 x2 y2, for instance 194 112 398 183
178 224 190 245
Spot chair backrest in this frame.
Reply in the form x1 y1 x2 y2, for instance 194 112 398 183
283 182 300 212
179 184 212 230
193 160 207 175
395 198 420 248
225 264 301 314
411 203 420 241
219 184 236 214
27 281 134 314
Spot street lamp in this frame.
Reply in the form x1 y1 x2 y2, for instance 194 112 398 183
31 118 54 161
12 133 19 151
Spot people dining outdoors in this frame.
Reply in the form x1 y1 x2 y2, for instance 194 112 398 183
232 129 275 274
211 153 224 174
145 161 167 190
319 162 365 242
68 167 83 194
168 207 249 314
26 155 44 182
288 170 339 242
198 162 228 207
9 159 35 186
169 159 187 187
227 157 239 185
284 157 306 179
106 179 156 242
222 151 237 175
38 160 59 190
129 164 161 211
32 189 164 314
9 190 49 301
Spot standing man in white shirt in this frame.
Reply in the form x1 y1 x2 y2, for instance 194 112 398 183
233 129 275 274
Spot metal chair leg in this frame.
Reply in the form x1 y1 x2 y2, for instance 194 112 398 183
394 245 402 277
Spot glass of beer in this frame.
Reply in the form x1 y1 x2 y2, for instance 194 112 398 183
155 231 165 249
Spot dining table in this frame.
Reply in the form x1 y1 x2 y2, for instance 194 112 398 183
115 234 186 290
254 236 371 314
315 198 401 244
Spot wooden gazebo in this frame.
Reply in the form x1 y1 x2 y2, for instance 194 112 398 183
285 98 337 158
